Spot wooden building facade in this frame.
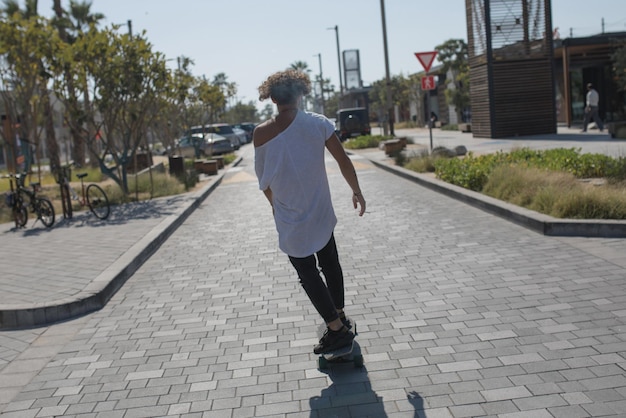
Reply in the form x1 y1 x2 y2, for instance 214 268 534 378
465 0 556 138
553 32 626 127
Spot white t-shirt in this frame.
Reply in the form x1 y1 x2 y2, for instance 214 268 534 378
586 89 599 107
255 110 337 257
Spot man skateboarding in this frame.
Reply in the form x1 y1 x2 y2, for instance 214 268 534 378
253 69 366 354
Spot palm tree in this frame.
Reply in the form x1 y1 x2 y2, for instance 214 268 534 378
67 0 104 33
289 61 312 109
289 60 310 73
212 72 237 116
2 0 38 17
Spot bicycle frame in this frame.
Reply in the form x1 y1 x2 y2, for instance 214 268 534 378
58 166 110 221
4 173 55 228
2 174 25 228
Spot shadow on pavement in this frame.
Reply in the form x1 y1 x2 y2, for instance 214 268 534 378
52 196 189 229
408 391 426 418
309 365 387 418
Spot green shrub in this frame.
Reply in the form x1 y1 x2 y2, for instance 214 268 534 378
434 152 495 191
222 153 237 165
343 135 391 149
402 149 437 173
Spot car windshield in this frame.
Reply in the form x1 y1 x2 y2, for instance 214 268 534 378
210 125 234 134
188 127 206 135
187 125 234 135
178 135 204 146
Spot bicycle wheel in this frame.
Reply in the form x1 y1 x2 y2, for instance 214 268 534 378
86 184 110 220
36 198 55 228
13 201 28 227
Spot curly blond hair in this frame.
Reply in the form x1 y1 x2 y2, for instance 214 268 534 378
258 69 311 104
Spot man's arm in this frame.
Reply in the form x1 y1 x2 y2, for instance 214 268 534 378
325 133 366 216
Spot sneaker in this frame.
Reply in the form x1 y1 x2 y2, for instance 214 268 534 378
338 312 351 329
314 326 355 354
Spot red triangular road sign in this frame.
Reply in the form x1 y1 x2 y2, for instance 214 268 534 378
414 51 438 73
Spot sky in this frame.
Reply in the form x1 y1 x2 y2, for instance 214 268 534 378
40 0 626 111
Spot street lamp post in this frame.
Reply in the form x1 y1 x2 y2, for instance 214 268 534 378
314 53 325 115
327 25 343 98
379 0 394 136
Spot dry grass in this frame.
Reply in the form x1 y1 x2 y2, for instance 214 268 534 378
483 165 626 219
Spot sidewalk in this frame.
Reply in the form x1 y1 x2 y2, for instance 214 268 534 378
1 127 625 330
0 163 231 329
393 125 626 158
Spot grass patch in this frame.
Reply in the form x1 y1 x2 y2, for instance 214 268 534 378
402 149 438 173
221 153 237 165
0 154 231 225
441 124 458 131
398 147 626 219
483 165 626 219
0 171 189 225
342 135 392 150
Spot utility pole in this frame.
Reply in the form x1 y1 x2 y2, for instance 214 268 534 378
380 0 394 136
327 26 343 98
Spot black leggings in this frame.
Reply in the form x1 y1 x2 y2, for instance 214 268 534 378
288 234 344 324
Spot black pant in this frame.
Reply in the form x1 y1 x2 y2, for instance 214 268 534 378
583 106 603 131
288 234 344 324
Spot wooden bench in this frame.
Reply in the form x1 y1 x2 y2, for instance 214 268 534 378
382 139 406 156
458 123 472 133
213 156 225 169
194 159 219 175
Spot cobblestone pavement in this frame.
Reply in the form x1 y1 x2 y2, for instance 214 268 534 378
1 142 626 417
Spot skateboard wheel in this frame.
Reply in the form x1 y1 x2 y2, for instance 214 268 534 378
354 354 364 368
318 356 329 369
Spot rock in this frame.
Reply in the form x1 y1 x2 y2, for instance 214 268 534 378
455 145 468 156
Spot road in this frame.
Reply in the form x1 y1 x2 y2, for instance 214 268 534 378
1 142 625 417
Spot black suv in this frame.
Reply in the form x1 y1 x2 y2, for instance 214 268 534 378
336 107 371 141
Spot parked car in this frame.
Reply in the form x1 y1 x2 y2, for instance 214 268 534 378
232 127 249 145
232 122 256 143
171 133 233 158
205 133 235 155
187 124 241 150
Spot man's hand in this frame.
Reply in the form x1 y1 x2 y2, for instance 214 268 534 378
352 193 366 217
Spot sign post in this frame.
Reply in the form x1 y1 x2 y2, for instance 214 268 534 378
415 51 438 151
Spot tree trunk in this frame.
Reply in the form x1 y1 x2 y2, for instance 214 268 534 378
42 90 61 177
53 0 86 166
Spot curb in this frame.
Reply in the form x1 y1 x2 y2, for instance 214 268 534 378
364 157 626 238
0 157 242 330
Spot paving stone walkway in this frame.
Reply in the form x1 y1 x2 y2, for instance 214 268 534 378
1 134 625 417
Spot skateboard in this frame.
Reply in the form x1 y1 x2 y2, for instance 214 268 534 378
316 318 364 369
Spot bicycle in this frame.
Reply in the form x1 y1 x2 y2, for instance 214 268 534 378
3 174 28 228
59 165 110 220
3 173 55 228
